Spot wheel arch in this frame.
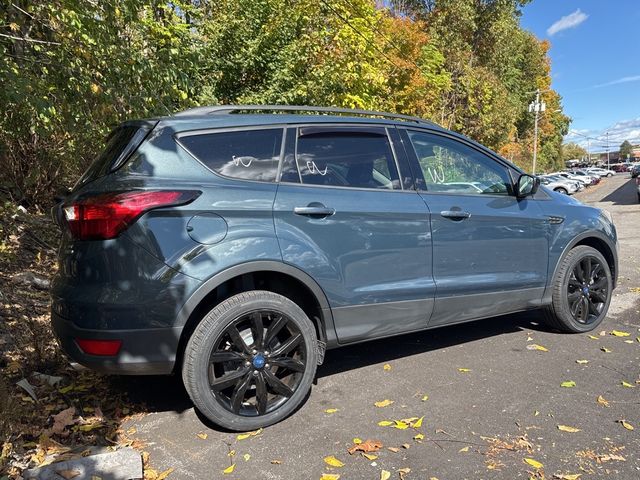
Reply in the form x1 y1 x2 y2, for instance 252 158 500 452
174 261 336 372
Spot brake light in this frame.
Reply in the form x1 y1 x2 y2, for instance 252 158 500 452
64 190 200 240
76 338 122 356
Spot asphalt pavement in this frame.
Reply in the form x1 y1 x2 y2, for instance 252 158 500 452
122 174 640 479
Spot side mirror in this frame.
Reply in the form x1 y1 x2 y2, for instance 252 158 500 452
516 174 540 198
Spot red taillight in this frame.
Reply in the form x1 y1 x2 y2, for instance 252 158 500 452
63 190 200 240
76 338 122 356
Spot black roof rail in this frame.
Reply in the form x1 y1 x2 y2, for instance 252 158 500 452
173 104 435 126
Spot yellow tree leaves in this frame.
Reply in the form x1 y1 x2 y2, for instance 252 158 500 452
323 456 345 468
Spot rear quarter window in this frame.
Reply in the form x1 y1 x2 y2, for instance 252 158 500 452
177 128 283 182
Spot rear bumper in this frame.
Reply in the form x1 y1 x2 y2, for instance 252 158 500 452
51 311 180 375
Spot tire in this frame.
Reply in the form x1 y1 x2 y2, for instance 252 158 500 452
607 173 613 177
542 246 612 332
554 187 568 195
182 290 318 431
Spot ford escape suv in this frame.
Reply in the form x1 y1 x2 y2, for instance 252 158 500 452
51 105 618 431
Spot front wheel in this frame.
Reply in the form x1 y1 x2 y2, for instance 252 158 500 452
542 245 612 332
554 187 568 195
182 291 318 431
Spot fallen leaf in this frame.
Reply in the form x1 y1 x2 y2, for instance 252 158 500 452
560 381 576 388
271 460 282 464
587 335 598 340
621 381 635 388
596 395 610 407
601 347 612 353
557 425 581 433
413 433 424 441
222 464 235 474
156 468 174 480
619 420 634 431
458 368 471 372
196 433 207 440
380 471 391 480
348 439 383 455
412 416 424 428
398 467 411 480
56 470 80 480
421 395 429 402
383 364 392 371
353 438 362 444
378 421 394 427
611 330 630 337
459 446 470 452
624 340 634 344
554 474 581 480
374 399 394 408
402 443 410 449
243 454 250 462
227 450 235 458
362 453 378 460
393 420 409 430
325 408 339 414
387 447 400 453
524 458 543 469
323 455 345 467
526 344 548 352
534 410 540 416
575 360 589 364
50 407 76 436
320 474 341 480
237 428 262 440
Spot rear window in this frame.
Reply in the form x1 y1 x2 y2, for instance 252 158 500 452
177 128 283 182
76 125 150 188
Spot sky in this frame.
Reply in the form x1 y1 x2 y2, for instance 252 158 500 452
520 0 640 152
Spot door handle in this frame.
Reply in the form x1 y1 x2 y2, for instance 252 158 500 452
440 210 471 220
294 205 336 217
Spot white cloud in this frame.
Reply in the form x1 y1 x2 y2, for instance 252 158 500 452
592 75 640 88
547 9 588 36
566 118 640 150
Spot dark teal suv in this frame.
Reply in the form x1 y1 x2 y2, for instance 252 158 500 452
51 106 618 430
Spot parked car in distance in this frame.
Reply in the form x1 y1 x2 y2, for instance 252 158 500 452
546 174 583 192
51 105 619 430
631 164 640 178
554 172 591 187
570 170 600 185
540 175 578 195
586 167 615 177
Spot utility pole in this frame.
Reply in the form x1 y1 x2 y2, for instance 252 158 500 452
606 131 610 169
528 89 546 174
586 138 590 166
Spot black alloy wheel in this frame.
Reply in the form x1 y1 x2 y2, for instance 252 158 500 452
566 255 609 324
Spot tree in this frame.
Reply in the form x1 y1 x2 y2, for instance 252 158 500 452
620 140 634 160
562 143 587 162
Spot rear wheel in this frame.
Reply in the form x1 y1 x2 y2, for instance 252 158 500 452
554 187 568 195
542 246 612 332
182 291 318 431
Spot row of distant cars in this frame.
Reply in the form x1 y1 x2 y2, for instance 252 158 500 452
539 167 616 195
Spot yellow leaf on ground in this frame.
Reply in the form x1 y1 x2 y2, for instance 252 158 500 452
412 416 424 428
459 446 470 452
236 428 262 440
374 399 394 408
353 438 362 444
611 330 631 337
619 420 634 431
320 474 341 480
383 364 392 371
243 454 250 462
362 453 378 460
196 433 207 440
554 474 582 480
380 470 391 480
394 421 409 430
560 381 576 388
157 468 174 480
527 344 548 352
557 425 581 433
621 381 635 388
587 335 598 340
413 433 424 441
378 421 394 427
458 368 471 372
222 464 235 474
387 447 400 453
524 458 543 469
534 410 540 416
323 456 345 467
324 408 338 414
271 460 282 464
421 395 429 402
597 395 610 407
601 347 612 353
575 360 589 364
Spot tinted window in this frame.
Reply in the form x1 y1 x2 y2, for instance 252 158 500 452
295 127 400 189
76 126 149 188
179 128 283 182
407 131 511 195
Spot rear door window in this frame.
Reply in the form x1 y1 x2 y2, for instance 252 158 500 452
293 127 401 190
177 128 283 182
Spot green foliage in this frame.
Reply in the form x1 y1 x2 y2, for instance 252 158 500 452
619 140 634 159
562 142 587 162
0 0 569 206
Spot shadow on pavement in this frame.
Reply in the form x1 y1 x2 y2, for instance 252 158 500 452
600 176 638 206
110 309 549 417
